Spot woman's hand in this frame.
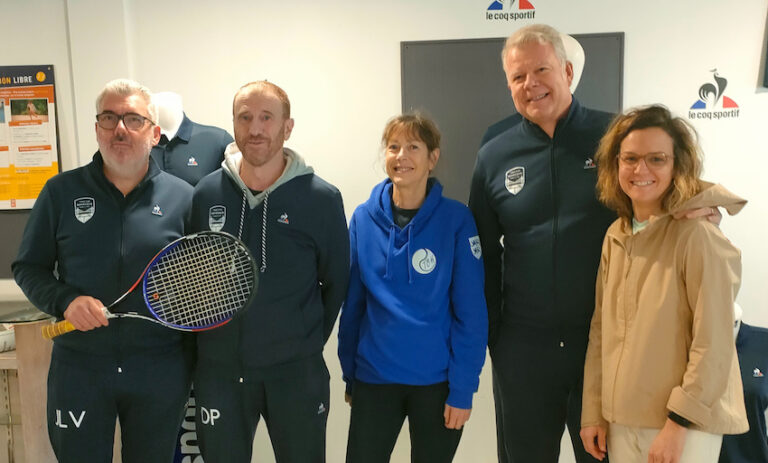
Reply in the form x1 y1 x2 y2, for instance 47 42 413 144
580 425 607 461
443 405 471 429
647 418 687 463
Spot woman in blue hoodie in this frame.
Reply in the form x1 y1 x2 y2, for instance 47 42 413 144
338 114 488 462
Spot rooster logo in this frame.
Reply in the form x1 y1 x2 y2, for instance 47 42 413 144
691 70 738 109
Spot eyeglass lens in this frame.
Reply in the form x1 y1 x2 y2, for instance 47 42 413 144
96 113 148 130
619 153 671 169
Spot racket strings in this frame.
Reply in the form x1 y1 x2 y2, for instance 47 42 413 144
144 234 255 328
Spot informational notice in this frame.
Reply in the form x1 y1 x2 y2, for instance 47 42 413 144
0 65 60 209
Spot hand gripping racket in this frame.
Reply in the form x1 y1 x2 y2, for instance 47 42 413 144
42 231 258 340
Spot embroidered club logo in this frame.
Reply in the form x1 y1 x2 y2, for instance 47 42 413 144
505 167 525 195
754 368 764 378
209 205 226 232
412 248 437 275
583 158 596 169
187 156 198 167
278 212 289 225
151 204 163 216
74 197 95 223
469 236 482 259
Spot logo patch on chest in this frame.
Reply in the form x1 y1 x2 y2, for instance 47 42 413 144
412 248 437 275
754 368 764 378
74 197 95 223
505 167 525 195
187 156 198 167
209 205 226 232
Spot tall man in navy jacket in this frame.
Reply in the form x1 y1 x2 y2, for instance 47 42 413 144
13 79 193 463
468 25 615 463
190 81 349 462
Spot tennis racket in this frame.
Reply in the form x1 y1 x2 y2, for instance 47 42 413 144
42 231 258 340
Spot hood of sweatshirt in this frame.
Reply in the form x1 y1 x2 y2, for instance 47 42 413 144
363 177 443 282
221 142 313 209
221 142 314 272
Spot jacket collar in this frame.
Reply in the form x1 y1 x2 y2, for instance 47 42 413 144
89 151 161 196
520 96 581 140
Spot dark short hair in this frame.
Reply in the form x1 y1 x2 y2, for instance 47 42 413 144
595 104 703 221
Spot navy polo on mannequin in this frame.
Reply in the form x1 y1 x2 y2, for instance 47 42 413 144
151 114 232 186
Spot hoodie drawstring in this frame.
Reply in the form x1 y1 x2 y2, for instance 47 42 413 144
384 226 395 279
237 192 246 240
406 226 413 284
237 188 269 273
259 191 269 273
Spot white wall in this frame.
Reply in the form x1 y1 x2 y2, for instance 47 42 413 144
4 0 768 461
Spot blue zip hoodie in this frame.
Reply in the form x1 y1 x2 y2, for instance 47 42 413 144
338 178 488 409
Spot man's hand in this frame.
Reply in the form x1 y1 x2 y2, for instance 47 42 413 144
344 392 352 406
580 425 607 461
673 206 722 226
444 404 471 430
647 418 687 463
63 296 108 331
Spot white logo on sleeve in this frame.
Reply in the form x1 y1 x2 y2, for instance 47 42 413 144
412 248 437 275
505 167 525 195
74 197 95 223
469 236 482 259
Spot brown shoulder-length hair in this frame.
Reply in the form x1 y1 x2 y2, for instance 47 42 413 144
595 104 703 221
381 112 441 154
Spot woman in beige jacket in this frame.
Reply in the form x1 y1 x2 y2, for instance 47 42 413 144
580 105 748 463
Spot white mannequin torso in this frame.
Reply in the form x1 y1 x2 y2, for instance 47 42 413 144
152 91 184 140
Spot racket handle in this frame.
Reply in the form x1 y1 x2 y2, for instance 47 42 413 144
41 320 77 340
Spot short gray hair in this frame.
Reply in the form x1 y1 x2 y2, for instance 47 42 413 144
95 78 157 124
501 24 568 71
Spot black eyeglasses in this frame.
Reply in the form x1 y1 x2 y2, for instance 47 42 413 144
96 112 154 130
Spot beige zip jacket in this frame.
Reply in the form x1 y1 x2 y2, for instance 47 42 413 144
581 183 749 434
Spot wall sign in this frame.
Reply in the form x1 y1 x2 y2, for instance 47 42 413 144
0 65 61 209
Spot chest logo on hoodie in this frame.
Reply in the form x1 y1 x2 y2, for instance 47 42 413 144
505 166 525 195
74 197 95 223
412 248 437 275
209 205 226 232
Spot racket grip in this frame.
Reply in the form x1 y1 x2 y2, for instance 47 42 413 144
41 320 77 340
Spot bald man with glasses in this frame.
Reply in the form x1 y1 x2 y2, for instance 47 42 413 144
13 79 194 463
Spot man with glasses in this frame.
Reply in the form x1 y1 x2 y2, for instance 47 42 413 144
13 79 193 463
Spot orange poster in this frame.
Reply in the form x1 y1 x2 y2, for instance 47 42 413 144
0 65 60 209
